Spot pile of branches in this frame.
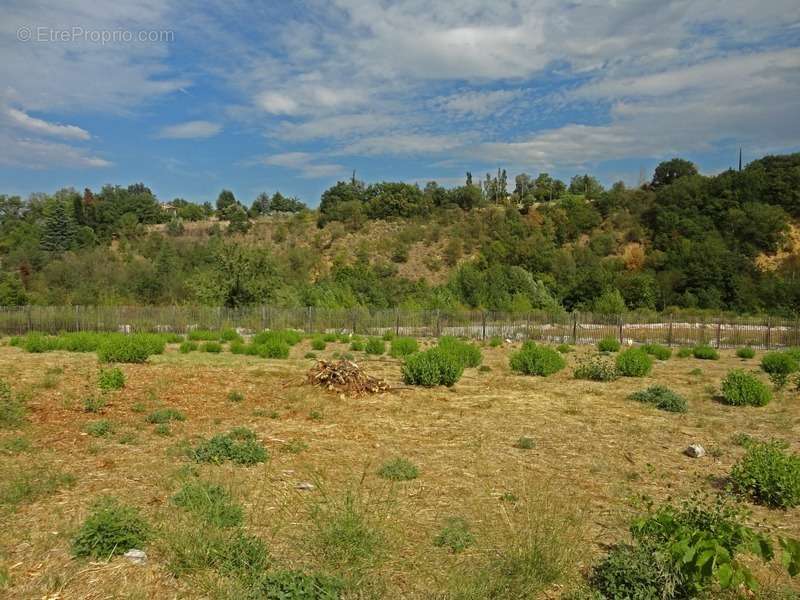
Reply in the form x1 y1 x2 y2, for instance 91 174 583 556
307 359 390 395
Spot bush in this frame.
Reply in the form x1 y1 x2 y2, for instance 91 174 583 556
515 436 536 449
676 346 693 358
438 336 482 368
228 390 245 402
510 342 565 376
720 369 772 407
402 348 463 387
590 543 677 600
220 329 243 343
389 336 418 358
489 336 503 348
321 333 337 343
556 343 573 354
97 334 165 363
250 570 343 599
382 331 395 341
256 339 290 359
252 329 303 346
146 408 185 424
0 380 25 429
98 367 125 391
598 337 621 352
730 441 800 509
692 345 719 360
172 481 243 528
629 385 688 413
642 343 672 360
737 346 756 359
201 341 222 353
761 351 798 388
349 341 364 351
573 355 619 381
83 396 106 413
377 457 419 481
434 517 474 553
615 348 653 377
179 341 198 354
72 497 149 558
59 331 105 352
311 338 326 351
191 428 268 466
85 419 113 437
364 337 385 355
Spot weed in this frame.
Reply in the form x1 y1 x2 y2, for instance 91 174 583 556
281 439 308 454
191 428 268 466
616 348 653 377
228 390 245 403
0 436 30 454
642 343 672 360
629 385 688 413
434 517 475 553
403 348 463 386
97 333 165 363
438 336 482 368
730 441 800 508
311 338 327 351
0 381 25 429
389 336 419 358
676 347 693 358
172 480 244 527
556 343 573 353
737 346 756 359
154 423 171 436
364 337 385 355
85 419 113 437
720 369 772 406
598 337 621 352
377 457 419 481
146 407 186 424
179 341 198 353
349 341 364 351
83 396 107 413
72 497 149 558
515 436 536 449
305 352 317 359
490 336 503 348
573 355 619 381
0 466 75 509
98 367 125 391
249 570 343 599
692 345 720 360
201 341 223 353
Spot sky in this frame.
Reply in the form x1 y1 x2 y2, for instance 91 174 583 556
1 0 799 207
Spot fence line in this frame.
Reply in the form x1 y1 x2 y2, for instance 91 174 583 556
0 306 797 349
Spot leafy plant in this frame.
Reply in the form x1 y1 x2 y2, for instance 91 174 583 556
97 333 165 363
0 466 75 510
0 381 25 429
730 441 800 509
434 517 475 553
438 336 482 368
515 436 536 449
191 428 268 466
573 355 619 381
642 343 672 360
256 339 291 359
377 457 419 481
615 348 653 377
228 390 245 402
146 408 185 424
201 341 222 353
598 337 621 352
403 348 463 386
179 341 198 353
761 351 798 388
220 328 243 343
509 342 565 376
389 336 418 358
249 570 343 599
98 367 125 391
692 345 719 360
311 338 327 351
172 480 243 527
83 396 107 414
85 419 113 437
364 337 385 355
72 497 149 558
349 341 364 351
720 369 772 407
629 385 688 413
556 343 573 353
676 347 693 358
490 336 503 348
737 346 756 359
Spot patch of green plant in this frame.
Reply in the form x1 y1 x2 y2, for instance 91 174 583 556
720 369 772 407
438 336 482 368
737 346 756 359
162 333 185 344
98 367 125 391
510 342 565 376
381 330 395 341
364 337 385 355
179 341 198 353
322 333 337 342
676 346 693 358
187 329 221 341
616 348 653 377
489 336 503 348
598 337 621 352
761 351 799 389
499 492 518 503
0 380 25 429
305 352 317 359
309 408 323 421
83 395 107 413
0 466 75 510
248 570 343 599
72 496 149 558
642 343 672 360
349 341 363 351
228 390 245 403
377 457 419 481
629 385 688 413
85 419 113 437
256 339 291 359
172 480 243 527
201 341 223 353
692 345 719 360
515 436 536 449
389 336 419 358
97 333 165 363
402 347 463 386
689 367 703 376
434 517 474 553
0 436 30 454
556 343 573 353
252 329 303 347
191 428 268 466
220 329 243 343
589 542 678 600
730 441 800 509
146 407 185 424
478 365 491 372
281 439 308 454
311 338 327 351
573 355 619 381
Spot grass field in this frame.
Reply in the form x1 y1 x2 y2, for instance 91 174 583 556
1 336 799 598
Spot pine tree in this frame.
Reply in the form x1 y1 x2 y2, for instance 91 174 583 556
40 201 76 253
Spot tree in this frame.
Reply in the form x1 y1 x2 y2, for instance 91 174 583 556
318 180 367 227
569 174 604 199
216 189 237 215
652 158 698 188
40 200 76 253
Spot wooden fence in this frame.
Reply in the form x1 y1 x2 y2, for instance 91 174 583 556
0 306 798 349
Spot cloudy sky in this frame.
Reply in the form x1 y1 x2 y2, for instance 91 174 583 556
1 0 799 205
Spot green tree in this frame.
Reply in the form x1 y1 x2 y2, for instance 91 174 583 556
40 200 76 253
652 158 698 188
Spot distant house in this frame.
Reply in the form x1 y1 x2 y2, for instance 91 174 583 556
161 202 178 216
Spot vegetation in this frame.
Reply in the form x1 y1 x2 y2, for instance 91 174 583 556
509 342 565 376
389 336 419 358
0 381 25 429
720 369 772 407
72 497 149 558
629 385 688 413
736 346 756 359
515 436 536 450
573 355 619 381
364 337 385 355
692 345 720 360
377 458 419 481
437 336 482 368
615 348 653 377
641 343 672 360
730 441 800 509
402 348 463 387
191 428 268 466
97 334 165 363
145 408 185 424
761 351 799 388
97 367 125 391
597 337 621 353
172 481 244 527
434 517 474 553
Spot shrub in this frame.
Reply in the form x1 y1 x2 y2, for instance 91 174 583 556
59 331 104 352
737 346 756 359
180 340 201 356
97 334 164 363
256 339 290 359
730 441 800 509
364 337 385 355
252 329 303 346
162 333 184 344
676 346 693 358
761 351 798 388
377 457 419 481
349 341 364 351
573 355 619 381
510 342 565 376
98 367 125 391
0 381 25 429
556 343 573 354
402 348 463 387
489 336 503 348
598 337 621 352
220 329 243 343
720 369 772 407
615 348 653 377
438 336 482 368
146 408 185 424
515 436 536 449
20 332 60 353
629 385 688 413
228 390 245 402
434 517 474 553
250 570 343 599
72 497 149 558
390 336 418 358
201 341 222 353
154 423 171 436
165 523 268 578
311 338 326 351
692 345 719 360
642 343 672 360
229 340 246 354
382 331 395 341
590 542 677 600
191 428 268 466
85 419 113 437
83 396 107 414
172 481 243 528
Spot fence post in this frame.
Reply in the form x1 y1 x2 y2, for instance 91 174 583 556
571 312 578 344
667 315 673 347
525 312 531 341
395 309 400 336
618 314 624 344
435 309 441 338
766 316 771 350
482 311 487 341
715 320 722 349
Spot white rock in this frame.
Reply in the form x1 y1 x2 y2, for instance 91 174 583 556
685 444 706 458
295 482 315 491
124 549 147 565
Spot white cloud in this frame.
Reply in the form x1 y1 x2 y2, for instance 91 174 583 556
434 89 521 117
157 120 222 139
0 133 111 169
4 107 90 140
276 113 400 141
260 152 344 178
341 133 471 156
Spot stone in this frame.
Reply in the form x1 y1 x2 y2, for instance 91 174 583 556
124 549 147 565
685 444 706 458
295 482 315 491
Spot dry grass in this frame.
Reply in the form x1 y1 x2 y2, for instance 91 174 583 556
0 338 798 598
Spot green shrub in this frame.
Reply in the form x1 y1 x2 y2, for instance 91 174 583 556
377 457 419 481
311 338 326 351
0 381 25 429
162 333 185 344
97 334 164 363
252 329 303 346
730 441 800 509
389 336 418 358
629 385 688 413
227 390 245 403
510 342 565 376
20 332 61 353
692 345 719 360
172 481 243 528
154 423 171 436
737 346 756 359
220 329 243 343
590 542 677 600
85 419 113 437
165 524 268 578
434 517 474 553
382 330 395 341
179 341 198 353
83 396 107 414
98 367 125 391
59 331 105 352
642 343 672 360
72 497 149 558
556 343 573 354
761 351 798 388
598 337 621 352
720 369 772 407
573 355 619 381
187 329 220 341
615 348 653 377
320 332 336 343
0 465 75 509
201 341 222 353
402 348 463 386
191 428 268 466
256 339 291 359
515 436 536 450
349 341 364 351
676 346 693 358
229 340 246 354
364 337 385 355
250 570 343 599
438 336 482 368
489 336 503 348
146 408 185 424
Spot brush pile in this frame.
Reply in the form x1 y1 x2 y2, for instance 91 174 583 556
307 359 390 395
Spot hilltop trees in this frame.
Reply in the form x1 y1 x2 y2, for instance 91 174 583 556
651 158 698 188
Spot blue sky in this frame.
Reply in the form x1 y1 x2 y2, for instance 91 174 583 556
1 0 799 207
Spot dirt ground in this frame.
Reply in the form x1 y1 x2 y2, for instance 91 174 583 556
1 339 798 599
